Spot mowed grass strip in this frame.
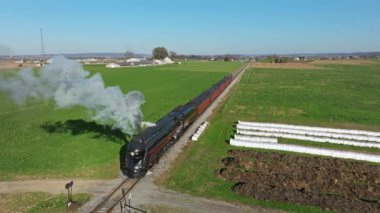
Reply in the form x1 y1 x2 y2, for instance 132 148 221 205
161 62 380 212
0 61 243 180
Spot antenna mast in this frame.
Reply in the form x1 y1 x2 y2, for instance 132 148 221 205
40 28 46 59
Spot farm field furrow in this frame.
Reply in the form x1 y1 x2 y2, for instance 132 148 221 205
217 150 380 213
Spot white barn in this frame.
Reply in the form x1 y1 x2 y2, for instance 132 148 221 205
105 63 120 68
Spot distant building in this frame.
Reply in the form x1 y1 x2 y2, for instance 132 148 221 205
46 58 54 64
153 57 174 65
163 57 174 64
80 58 99 63
119 61 150 67
105 63 120 68
126 58 145 63
153 59 163 65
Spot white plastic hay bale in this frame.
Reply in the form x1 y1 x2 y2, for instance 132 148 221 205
191 122 209 142
238 121 380 137
234 134 277 143
236 124 380 143
193 132 201 137
198 126 206 131
229 139 380 163
196 129 204 134
191 135 198 141
236 129 380 148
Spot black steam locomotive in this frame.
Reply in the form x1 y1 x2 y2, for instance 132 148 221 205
123 75 235 178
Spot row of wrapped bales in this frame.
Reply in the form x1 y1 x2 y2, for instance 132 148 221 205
231 121 380 163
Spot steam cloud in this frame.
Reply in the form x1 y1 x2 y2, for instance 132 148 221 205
0 56 145 134
0 44 13 56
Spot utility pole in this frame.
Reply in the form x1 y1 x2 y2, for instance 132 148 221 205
40 28 46 59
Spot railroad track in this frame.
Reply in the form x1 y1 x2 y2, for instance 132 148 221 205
90 177 142 213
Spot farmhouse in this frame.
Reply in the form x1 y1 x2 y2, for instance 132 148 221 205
153 57 174 65
126 58 145 63
105 63 120 68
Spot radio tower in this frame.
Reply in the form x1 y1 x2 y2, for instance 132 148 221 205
40 28 46 60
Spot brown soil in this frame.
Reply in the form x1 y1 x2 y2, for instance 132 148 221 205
249 62 323 70
310 59 374 65
249 59 375 70
0 62 38 71
215 150 380 213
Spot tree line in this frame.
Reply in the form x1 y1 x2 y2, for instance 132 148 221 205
125 47 171 60
125 47 250 61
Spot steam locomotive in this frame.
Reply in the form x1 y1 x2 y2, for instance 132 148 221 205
123 74 236 178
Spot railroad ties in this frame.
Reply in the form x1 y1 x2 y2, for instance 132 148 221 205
91 178 143 213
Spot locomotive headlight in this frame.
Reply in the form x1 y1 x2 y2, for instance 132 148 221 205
130 149 139 157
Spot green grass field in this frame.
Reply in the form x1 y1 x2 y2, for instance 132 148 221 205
161 62 380 212
0 61 242 180
0 192 91 213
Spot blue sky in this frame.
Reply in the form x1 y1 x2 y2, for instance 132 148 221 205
1 0 380 55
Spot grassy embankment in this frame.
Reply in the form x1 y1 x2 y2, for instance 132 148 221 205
0 61 242 180
161 61 380 212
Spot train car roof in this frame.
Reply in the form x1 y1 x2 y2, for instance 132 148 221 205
132 106 185 143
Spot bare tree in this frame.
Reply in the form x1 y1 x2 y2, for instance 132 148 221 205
169 51 177 59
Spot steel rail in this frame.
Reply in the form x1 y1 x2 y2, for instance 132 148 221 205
90 177 142 213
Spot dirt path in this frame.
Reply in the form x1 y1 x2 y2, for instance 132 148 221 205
129 175 282 213
0 179 121 195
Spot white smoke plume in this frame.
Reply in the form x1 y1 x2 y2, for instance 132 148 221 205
0 56 145 134
141 121 157 128
0 44 13 56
